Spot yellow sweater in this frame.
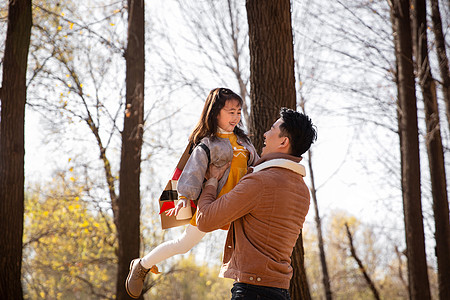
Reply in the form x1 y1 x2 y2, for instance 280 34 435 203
190 132 249 227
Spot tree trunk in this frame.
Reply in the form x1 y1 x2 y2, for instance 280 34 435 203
300 87 331 299
246 0 296 152
116 0 145 299
412 1 450 299
0 0 32 299
307 149 332 300
430 0 450 134
289 230 311 300
246 1 310 299
389 1 431 299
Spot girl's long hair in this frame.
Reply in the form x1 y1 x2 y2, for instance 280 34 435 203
189 88 249 144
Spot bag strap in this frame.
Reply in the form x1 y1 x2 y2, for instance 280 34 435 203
197 143 211 165
189 142 211 165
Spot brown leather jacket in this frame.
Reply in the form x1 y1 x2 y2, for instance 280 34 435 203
197 152 310 289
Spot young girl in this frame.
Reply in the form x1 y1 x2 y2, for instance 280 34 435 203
125 88 259 299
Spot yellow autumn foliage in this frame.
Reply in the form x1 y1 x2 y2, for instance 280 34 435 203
146 254 233 300
23 176 117 299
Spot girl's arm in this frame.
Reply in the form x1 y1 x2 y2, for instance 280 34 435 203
166 145 209 217
177 144 209 201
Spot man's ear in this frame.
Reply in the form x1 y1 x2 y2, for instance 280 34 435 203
279 136 291 152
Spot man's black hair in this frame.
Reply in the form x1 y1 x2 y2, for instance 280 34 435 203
279 108 317 157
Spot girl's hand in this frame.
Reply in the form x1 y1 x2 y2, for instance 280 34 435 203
165 198 188 217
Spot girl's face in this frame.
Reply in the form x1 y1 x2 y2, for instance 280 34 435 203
216 99 242 132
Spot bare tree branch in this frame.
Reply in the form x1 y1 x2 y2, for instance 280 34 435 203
345 222 381 300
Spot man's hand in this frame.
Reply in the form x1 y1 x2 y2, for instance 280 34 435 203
205 162 231 181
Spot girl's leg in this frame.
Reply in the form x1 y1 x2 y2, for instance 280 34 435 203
140 224 206 269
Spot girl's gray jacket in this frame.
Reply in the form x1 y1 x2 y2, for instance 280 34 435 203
177 135 259 200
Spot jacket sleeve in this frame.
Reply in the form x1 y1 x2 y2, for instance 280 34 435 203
196 173 260 232
177 145 209 200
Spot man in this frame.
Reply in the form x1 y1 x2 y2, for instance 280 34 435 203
196 108 317 300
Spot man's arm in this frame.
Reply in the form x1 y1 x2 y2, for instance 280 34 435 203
196 173 260 232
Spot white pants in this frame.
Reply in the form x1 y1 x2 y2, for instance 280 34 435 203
140 224 206 269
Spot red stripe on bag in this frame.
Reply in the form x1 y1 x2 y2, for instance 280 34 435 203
159 201 175 214
190 200 197 209
172 168 182 180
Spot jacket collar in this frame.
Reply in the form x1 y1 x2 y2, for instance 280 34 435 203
254 152 302 167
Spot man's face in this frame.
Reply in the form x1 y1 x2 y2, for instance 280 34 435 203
261 118 286 156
